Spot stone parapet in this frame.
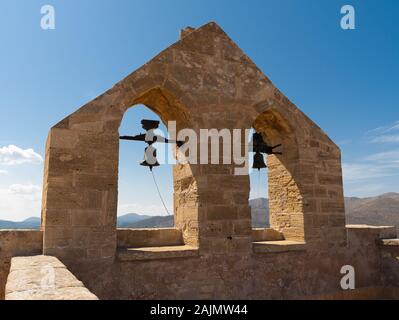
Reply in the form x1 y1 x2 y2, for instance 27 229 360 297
0 230 43 300
5 255 97 300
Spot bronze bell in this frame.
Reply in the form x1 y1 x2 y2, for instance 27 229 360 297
252 151 267 170
140 145 160 170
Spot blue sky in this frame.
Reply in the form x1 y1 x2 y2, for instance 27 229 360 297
0 0 398 220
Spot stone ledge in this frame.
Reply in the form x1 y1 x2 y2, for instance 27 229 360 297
0 230 43 257
5 255 98 300
346 224 397 239
252 228 284 242
253 240 307 253
117 245 199 261
378 238 399 246
6 286 98 300
117 228 183 248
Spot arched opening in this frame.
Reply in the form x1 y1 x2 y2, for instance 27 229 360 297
249 128 270 229
251 108 304 242
117 104 174 228
115 87 200 250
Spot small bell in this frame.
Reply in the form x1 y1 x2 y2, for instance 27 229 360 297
252 151 267 170
140 145 160 170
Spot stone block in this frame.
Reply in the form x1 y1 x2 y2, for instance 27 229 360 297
206 206 238 220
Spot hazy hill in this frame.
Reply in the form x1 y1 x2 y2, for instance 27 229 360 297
1 193 398 230
0 217 41 229
127 215 174 228
248 193 399 230
345 192 399 230
117 213 152 228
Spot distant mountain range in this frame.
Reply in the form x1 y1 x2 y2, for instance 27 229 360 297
125 215 174 228
1 193 398 230
0 217 41 229
116 213 173 228
345 192 399 230
116 213 152 227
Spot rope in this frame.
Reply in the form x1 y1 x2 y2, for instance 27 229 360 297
257 169 260 198
151 169 171 216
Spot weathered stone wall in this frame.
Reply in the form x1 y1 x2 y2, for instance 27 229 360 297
28 21 399 300
0 230 43 299
1 226 398 299
41 22 346 266
46 225 395 300
380 240 399 288
117 228 183 248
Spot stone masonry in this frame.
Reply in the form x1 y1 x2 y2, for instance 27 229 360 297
41 22 346 260
1 22 398 299
5 256 98 300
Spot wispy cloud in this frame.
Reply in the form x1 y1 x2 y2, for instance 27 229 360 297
343 149 399 181
9 183 42 196
343 162 399 181
371 135 399 143
368 120 399 144
367 120 399 135
0 183 42 220
0 145 43 165
343 120 399 197
365 149 399 162
343 153 399 197
0 170 7 175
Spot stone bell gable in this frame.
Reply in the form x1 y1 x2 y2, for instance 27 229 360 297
1 20 398 301
41 21 346 263
21 22 367 300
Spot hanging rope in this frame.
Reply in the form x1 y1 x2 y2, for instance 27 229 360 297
257 169 260 198
151 169 171 216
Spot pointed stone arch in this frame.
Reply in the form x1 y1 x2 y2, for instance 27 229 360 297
252 107 303 241
247 93 346 245
41 84 200 262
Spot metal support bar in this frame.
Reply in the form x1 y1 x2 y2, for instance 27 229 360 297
120 134 184 147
